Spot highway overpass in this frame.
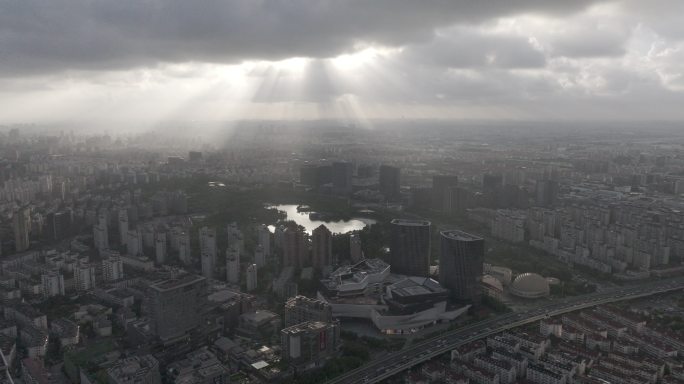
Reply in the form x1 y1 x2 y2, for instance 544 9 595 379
324 276 684 384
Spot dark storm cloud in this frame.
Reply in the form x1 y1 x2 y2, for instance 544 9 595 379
0 0 598 75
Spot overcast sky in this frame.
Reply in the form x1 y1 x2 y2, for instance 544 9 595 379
1 0 684 127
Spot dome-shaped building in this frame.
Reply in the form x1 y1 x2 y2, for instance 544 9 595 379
509 273 550 299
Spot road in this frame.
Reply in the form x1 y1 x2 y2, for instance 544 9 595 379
325 277 684 384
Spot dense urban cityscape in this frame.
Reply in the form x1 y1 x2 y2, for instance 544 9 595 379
3 1 684 384
0 124 681 384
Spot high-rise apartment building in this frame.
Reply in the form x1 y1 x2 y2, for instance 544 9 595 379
257 224 271 257
199 227 217 279
284 295 333 327
13 206 31 252
281 321 340 367
96 212 109 247
246 264 257 292
283 227 307 268
536 180 559 207
74 262 96 291
226 245 240 284
349 233 363 263
254 245 266 268
332 161 353 195
311 225 332 270
154 232 167 265
41 271 65 298
432 175 459 211
127 228 142 257
379 165 401 200
101 249 124 281
118 210 129 245
178 231 191 265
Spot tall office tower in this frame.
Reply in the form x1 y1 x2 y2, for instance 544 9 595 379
281 321 340 366
118 210 129 245
432 175 459 211
283 227 308 268
246 264 257 292
41 271 65 298
535 180 559 208
147 274 207 341
257 224 271 257
349 233 363 263
311 225 332 270
226 245 240 284
155 232 167 265
284 295 333 327
178 231 191 265
199 227 217 280
101 250 124 281
389 219 431 277
439 230 484 302
127 228 142 256
332 161 353 195
74 262 96 291
254 245 266 268
13 206 31 252
379 165 401 200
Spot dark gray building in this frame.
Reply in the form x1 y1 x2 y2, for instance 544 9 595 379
147 274 207 341
379 165 401 200
535 180 559 207
389 219 431 277
311 224 332 270
332 161 353 195
432 175 458 211
439 230 484 302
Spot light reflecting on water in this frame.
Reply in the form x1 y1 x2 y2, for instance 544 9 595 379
267 204 375 234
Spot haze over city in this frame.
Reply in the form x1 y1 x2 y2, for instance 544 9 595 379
1 2 684 384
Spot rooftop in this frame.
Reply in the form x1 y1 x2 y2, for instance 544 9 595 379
388 276 447 297
149 274 205 292
390 219 431 227
440 230 482 241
